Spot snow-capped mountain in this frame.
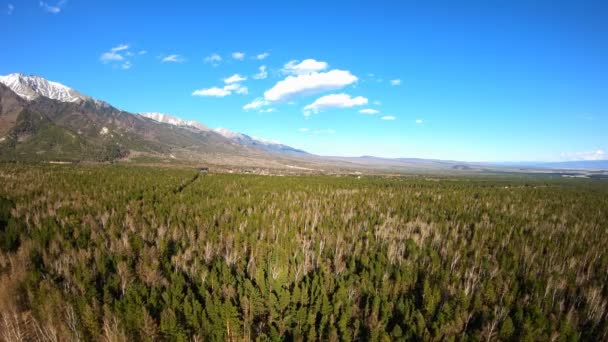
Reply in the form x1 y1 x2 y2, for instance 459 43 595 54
140 112 210 131
214 127 307 154
139 113 305 154
214 127 248 141
0 73 89 103
0 72 307 160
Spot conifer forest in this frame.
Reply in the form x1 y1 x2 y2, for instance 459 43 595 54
0 164 607 341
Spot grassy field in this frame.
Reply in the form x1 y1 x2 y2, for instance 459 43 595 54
0 164 607 341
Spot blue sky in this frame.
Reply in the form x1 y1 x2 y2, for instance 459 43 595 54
1 0 606 162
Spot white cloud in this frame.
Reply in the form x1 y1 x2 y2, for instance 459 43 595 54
40 0 66 14
194 80 247 97
99 44 130 63
232 52 245 60
359 108 379 115
560 149 606 161
374 100 382 106
223 83 248 94
223 83 240 91
162 54 185 63
381 115 396 120
264 69 358 102
298 128 309 132
138 50 147 55
99 44 143 70
258 108 276 113
256 52 270 60
204 53 222 65
224 83 249 95
282 59 328 75
100 52 123 63
243 98 270 111
192 87 231 97
415 119 423 124
224 74 247 84
7 4 14 14
253 65 268 80
390 79 401 86
303 93 368 116
100 44 143 70
111 44 129 52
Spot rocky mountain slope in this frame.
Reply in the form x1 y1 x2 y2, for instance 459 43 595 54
138 112 307 155
0 73 89 103
213 127 308 155
0 74 283 164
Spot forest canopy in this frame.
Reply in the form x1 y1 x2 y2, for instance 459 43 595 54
0 164 607 341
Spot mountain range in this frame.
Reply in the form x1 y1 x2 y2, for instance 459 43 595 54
1 73 606 173
139 112 307 155
0 73 310 168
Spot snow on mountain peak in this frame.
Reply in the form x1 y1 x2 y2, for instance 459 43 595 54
214 127 245 140
140 112 210 131
214 128 284 147
0 73 88 103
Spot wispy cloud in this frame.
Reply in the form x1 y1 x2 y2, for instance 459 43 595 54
560 149 606 161
359 108 379 115
100 52 123 62
253 65 268 80
204 53 222 66
100 44 130 63
381 115 396 121
7 4 14 15
192 87 231 97
111 44 129 52
138 50 147 55
162 54 185 63
390 79 401 86
39 0 66 14
298 128 310 132
224 74 247 84
232 52 245 60
303 93 368 116
193 75 248 97
282 59 328 75
258 108 276 113
223 83 248 95
256 52 270 60
99 44 143 70
243 98 270 111
415 119 423 124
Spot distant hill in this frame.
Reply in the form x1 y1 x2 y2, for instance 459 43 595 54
531 160 608 170
490 160 608 171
